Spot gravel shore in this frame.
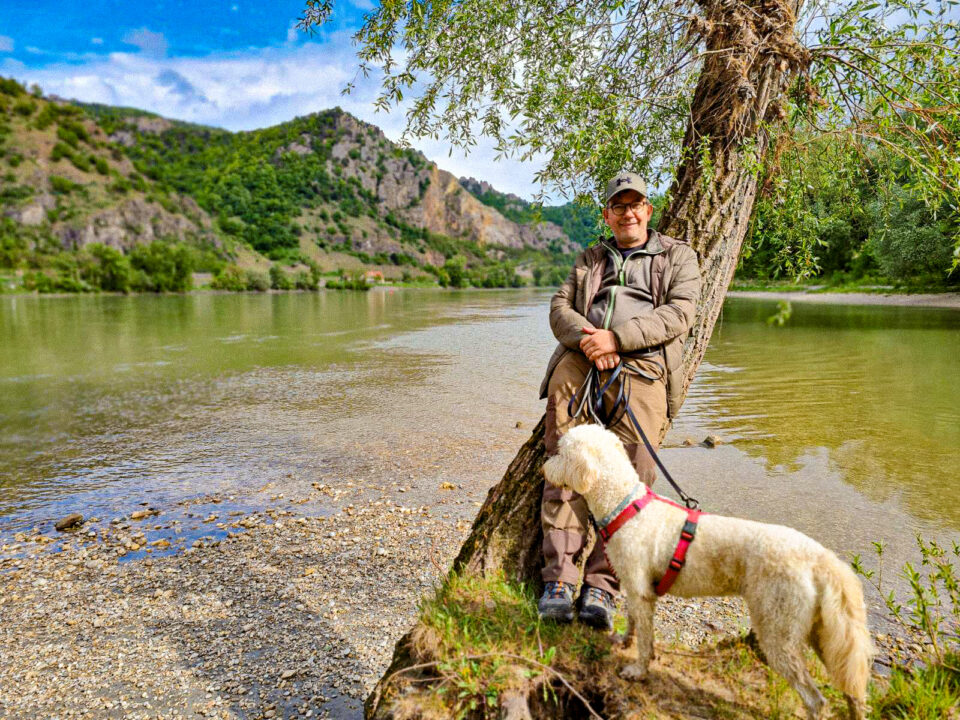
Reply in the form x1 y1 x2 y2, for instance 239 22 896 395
727 289 960 308
1 469 915 720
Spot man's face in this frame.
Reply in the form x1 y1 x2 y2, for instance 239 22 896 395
602 189 653 247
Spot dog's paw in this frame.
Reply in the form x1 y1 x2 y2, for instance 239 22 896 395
620 662 649 681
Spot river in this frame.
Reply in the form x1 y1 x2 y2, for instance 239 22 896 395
1 289 958 582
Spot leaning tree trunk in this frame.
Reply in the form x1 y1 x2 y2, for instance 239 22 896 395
367 0 809 715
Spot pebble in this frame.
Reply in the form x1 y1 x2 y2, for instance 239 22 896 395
55 514 84 532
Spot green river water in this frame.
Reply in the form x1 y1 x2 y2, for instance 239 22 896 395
1 290 958 559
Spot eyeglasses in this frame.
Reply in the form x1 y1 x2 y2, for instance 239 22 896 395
608 201 648 217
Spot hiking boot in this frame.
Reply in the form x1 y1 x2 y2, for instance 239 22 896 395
538 581 575 622
578 586 615 630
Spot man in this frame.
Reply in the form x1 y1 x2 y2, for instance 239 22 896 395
537 171 701 629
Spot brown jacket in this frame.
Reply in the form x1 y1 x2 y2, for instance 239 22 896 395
539 231 701 418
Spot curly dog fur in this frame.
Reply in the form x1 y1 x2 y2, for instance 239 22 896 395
543 424 874 720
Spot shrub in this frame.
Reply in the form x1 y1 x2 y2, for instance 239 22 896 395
293 269 318 290
57 126 80 148
269 264 294 290
211 264 248 291
0 78 25 97
0 185 33 203
326 270 370 291
49 175 79 194
60 119 89 144
69 153 91 173
108 177 131 194
442 255 469 288
128 173 147 192
22 270 57 293
95 157 109 175
244 269 269 291
13 100 35 117
868 191 957 282
34 104 57 130
78 243 132 292
51 142 74 163
129 241 193 292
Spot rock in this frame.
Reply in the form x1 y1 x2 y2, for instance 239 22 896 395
439 482 456 491
130 509 158 520
681 437 696 447
281 669 297 680
703 435 724 448
515 421 523 429
55 514 84 532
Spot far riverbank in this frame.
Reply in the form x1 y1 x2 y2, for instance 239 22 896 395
5 283 959 309
727 289 960 309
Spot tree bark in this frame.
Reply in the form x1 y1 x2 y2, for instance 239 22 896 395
367 1 809 715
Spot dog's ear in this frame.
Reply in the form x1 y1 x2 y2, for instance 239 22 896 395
549 435 599 496
571 442 601 495
542 454 568 490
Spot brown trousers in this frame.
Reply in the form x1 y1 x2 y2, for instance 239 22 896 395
542 351 667 595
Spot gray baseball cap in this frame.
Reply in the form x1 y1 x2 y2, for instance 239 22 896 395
604 171 648 204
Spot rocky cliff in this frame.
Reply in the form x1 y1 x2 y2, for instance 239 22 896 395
0 80 577 274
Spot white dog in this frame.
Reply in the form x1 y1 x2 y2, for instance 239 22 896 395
543 424 874 720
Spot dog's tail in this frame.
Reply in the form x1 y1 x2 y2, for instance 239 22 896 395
817 551 875 706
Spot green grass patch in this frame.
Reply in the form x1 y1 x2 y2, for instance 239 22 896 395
403 572 611 718
870 654 960 719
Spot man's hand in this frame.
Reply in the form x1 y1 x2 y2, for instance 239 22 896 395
580 327 619 361
594 352 621 371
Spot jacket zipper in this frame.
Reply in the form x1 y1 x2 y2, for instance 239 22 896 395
600 242 640 331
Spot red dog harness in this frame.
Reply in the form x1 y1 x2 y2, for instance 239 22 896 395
596 486 702 596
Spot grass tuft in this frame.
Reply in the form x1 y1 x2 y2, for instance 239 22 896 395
869 653 960 720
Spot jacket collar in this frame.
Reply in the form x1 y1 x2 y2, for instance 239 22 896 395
598 230 665 257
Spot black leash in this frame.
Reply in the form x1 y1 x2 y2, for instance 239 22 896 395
567 361 700 510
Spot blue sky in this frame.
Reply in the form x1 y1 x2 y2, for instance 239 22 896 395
0 1 545 199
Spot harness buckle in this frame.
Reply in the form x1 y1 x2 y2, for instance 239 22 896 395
680 519 698 542
669 557 685 571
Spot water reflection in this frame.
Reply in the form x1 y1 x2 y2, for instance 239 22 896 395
684 298 960 526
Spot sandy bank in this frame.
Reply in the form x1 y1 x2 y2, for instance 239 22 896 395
728 289 960 308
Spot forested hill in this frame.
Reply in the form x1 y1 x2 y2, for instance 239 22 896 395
0 76 581 291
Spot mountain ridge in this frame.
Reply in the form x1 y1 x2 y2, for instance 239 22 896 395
1 78 582 290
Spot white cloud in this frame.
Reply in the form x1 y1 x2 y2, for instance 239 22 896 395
286 24 299 44
91 38 104 46
122 27 169 57
0 36 13 53
5 39 549 200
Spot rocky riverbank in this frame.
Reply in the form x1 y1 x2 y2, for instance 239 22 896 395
1 468 918 720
